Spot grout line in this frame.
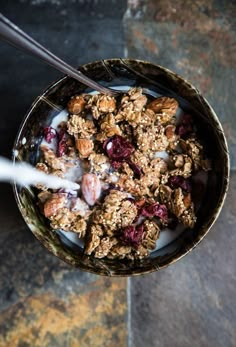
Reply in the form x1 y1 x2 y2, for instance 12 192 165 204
127 277 132 347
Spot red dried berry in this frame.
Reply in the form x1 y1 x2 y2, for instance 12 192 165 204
103 135 134 161
141 203 168 221
183 114 193 123
43 127 57 143
111 160 123 169
57 128 68 157
103 135 143 178
168 175 191 192
120 224 144 248
176 114 193 137
127 159 142 178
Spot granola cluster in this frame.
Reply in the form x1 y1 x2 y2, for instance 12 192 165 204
36 88 211 260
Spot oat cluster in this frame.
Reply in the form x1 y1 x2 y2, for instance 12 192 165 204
36 88 211 260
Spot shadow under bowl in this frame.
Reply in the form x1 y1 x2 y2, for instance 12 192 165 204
13 59 230 276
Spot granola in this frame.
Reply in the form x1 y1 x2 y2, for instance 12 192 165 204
96 113 122 141
92 190 138 233
67 114 96 138
134 124 169 154
36 87 211 260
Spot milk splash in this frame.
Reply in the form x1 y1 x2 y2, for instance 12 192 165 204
0 156 80 190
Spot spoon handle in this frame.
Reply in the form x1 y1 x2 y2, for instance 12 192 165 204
0 13 117 96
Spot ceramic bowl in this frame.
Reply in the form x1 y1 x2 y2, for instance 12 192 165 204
13 59 230 276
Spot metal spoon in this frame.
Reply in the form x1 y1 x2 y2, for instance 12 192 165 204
0 13 119 96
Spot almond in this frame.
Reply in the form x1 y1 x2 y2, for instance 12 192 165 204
81 173 101 206
76 138 94 157
44 193 67 218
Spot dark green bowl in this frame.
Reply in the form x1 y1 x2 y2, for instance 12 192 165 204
13 59 230 276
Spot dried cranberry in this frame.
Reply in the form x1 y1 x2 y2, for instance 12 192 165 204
176 114 193 137
57 128 68 157
120 224 144 248
141 203 168 221
103 135 134 161
177 124 193 137
43 127 57 143
111 160 123 169
168 175 191 192
127 159 142 178
103 135 143 178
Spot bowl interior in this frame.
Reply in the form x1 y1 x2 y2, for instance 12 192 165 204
13 59 229 276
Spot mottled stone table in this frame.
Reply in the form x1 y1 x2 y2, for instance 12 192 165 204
0 1 235 346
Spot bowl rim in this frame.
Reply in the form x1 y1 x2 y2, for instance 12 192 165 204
12 58 230 276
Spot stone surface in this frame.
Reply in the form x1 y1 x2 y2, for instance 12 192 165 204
124 0 236 168
0 276 127 347
130 172 236 347
0 187 127 347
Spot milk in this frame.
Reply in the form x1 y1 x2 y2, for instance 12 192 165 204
0 156 80 190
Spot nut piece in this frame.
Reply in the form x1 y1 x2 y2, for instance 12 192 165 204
98 95 116 113
147 97 178 124
44 193 67 218
70 217 87 237
76 138 94 157
165 125 177 141
40 145 74 172
107 244 132 259
133 95 148 112
172 188 186 217
67 95 86 114
81 173 101 206
174 154 184 168
183 193 192 209
96 113 122 141
142 220 160 250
